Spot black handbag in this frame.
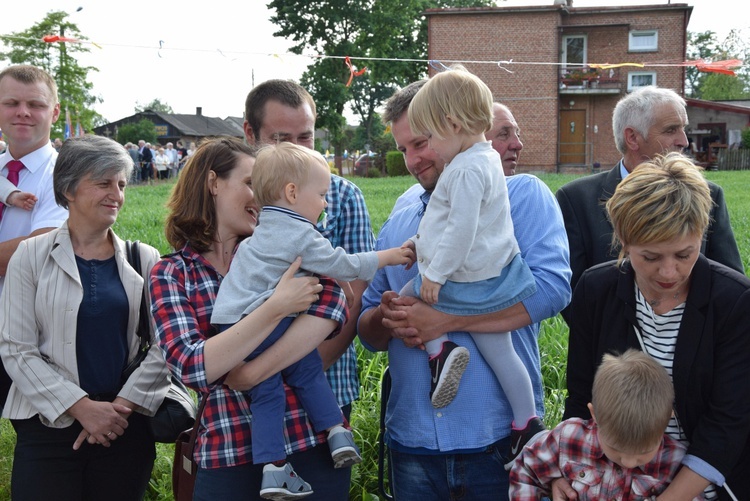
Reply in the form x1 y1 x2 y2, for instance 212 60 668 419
123 240 197 443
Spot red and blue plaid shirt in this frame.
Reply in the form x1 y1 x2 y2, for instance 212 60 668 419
149 245 346 469
509 418 703 500
317 175 376 407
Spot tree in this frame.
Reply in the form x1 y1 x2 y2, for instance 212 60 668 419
742 127 750 149
351 116 385 152
268 0 493 163
686 29 750 100
116 119 158 146
0 10 103 138
700 72 750 100
135 98 174 114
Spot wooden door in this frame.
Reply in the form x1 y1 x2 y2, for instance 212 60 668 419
560 110 586 165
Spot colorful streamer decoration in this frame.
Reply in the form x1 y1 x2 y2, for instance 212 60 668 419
18 33 749 81
42 34 81 44
691 59 743 76
41 34 101 49
590 63 645 70
345 56 367 87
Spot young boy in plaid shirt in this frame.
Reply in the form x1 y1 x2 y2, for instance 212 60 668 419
509 350 703 500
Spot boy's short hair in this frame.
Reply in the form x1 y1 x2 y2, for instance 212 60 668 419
252 142 328 208
592 350 674 451
408 67 493 139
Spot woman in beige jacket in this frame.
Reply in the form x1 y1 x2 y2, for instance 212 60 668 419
0 135 169 500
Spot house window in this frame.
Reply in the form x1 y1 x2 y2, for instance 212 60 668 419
562 35 587 68
628 72 656 91
629 30 658 52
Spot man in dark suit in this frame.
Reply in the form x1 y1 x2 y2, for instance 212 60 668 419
556 86 743 318
138 139 153 182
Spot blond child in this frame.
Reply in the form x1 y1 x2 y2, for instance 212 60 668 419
510 350 702 500
211 142 413 500
403 67 540 466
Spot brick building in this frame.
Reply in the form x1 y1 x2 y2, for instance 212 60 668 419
425 2 692 172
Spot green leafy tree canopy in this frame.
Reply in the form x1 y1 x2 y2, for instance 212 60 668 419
116 119 158 146
0 10 103 138
135 98 174 114
268 0 493 163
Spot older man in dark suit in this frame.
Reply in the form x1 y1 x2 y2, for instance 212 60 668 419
556 86 743 319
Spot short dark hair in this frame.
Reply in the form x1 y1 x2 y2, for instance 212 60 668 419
244 80 316 143
382 80 426 124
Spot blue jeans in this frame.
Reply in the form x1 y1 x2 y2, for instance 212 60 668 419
194 441 351 501
218 318 342 464
390 437 510 501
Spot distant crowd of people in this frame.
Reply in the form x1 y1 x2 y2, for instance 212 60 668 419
0 61 748 501
119 140 195 184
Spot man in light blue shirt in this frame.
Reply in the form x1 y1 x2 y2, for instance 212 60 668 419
358 81 571 500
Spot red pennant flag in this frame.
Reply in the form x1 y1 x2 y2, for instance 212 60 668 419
685 59 743 76
43 34 81 44
344 56 367 87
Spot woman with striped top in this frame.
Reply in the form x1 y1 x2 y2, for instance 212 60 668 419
561 153 750 501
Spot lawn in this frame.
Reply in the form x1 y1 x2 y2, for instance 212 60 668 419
0 170 748 499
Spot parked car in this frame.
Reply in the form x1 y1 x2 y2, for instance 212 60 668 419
354 153 377 176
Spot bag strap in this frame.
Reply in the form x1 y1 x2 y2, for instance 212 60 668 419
186 393 209 453
126 240 151 352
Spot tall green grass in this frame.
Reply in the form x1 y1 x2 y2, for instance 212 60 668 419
1 171 748 499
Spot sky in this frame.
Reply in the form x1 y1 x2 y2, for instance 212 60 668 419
2 0 748 124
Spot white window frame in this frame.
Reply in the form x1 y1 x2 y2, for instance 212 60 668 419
628 71 657 91
629 30 658 52
562 34 587 69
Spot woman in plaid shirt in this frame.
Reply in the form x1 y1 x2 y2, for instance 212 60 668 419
149 137 347 500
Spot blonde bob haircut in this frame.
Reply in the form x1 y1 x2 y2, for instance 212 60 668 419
252 142 329 208
408 66 493 140
592 350 674 452
606 152 712 264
